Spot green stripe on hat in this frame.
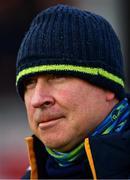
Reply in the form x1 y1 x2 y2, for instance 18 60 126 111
16 64 124 87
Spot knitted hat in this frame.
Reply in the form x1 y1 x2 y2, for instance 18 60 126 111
16 4 125 100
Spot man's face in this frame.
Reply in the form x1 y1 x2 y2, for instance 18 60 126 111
24 74 116 152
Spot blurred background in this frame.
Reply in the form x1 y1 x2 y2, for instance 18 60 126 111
0 0 130 178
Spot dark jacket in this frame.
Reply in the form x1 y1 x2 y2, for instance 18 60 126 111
22 99 130 179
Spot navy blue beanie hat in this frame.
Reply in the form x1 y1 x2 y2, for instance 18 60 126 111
16 4 125 100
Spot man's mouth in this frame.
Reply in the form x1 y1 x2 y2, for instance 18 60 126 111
38 116 64 130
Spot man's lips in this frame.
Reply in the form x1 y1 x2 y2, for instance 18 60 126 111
38 116 65 130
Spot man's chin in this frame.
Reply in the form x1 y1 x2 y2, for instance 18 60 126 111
39 136 70 152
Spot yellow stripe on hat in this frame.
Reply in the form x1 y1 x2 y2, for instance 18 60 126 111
16 64 124 87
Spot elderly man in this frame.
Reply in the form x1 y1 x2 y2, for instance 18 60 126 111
16 4 130 179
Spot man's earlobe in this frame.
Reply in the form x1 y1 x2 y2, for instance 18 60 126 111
106 91 115 101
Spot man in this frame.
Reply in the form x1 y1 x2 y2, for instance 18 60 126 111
16 4 130 179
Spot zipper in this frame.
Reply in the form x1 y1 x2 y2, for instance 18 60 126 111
85 138 97 180
25 137 38 180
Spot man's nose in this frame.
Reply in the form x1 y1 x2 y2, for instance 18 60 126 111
31 79 55 108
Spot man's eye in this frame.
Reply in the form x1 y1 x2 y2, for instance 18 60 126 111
48 75 66 81
24 78 37 89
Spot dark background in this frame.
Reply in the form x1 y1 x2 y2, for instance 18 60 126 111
0 0 129 178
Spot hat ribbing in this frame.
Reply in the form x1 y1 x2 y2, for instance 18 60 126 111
16 4 125 99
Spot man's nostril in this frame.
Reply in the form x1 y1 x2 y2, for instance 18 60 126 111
43 99 55 108
45 101 51 106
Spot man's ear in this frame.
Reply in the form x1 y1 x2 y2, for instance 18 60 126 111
106 91 116 101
